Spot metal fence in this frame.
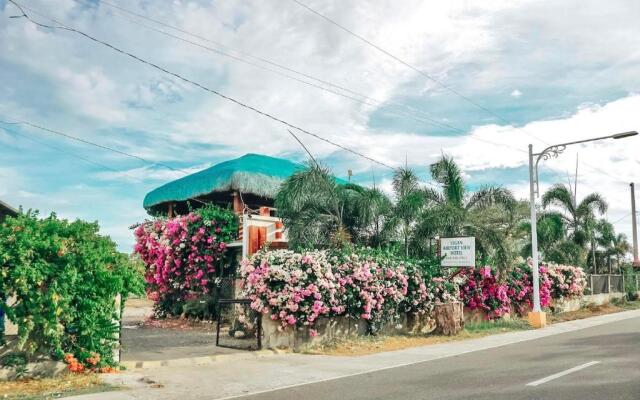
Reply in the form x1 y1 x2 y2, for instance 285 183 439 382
216 299 262 350
586 274 640 295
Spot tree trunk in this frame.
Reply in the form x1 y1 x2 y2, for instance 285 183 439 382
434 302 464 336
404 225 409 258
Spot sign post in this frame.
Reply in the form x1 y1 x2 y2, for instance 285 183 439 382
439 237 475 267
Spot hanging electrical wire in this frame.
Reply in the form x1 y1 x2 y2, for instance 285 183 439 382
7 0 396 172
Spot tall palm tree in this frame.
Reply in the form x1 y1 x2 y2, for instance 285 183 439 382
419 155 516 269
542 184 608 271
594 219 616 273
611 233 632 271
388 168 425 258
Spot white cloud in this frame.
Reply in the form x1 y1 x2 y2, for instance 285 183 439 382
94 163 210 183
1 0 639 250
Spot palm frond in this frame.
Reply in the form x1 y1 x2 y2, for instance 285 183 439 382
576 193 608 217
429 155 465 207
465 186 515 211
541 184 576 216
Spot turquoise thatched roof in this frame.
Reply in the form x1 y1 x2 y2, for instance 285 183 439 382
143 153 306 210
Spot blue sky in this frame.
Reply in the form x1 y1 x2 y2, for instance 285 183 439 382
1 0 639 251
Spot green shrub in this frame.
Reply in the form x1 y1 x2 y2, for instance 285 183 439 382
622 267 639 301
0 211 144 367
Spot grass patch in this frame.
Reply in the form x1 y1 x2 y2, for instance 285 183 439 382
305 318 530 356
464 318 531 333
0 373 116 400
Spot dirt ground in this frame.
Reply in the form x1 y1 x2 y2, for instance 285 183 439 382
548 300 640 323
305 320 530 356
307 301 640 356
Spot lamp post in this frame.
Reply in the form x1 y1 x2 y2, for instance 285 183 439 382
528 131 638 328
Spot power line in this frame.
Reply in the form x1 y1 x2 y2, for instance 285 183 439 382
8 0 396 172
287 129 318 167
71 0 523 155
291 0 631 185
0 118 214 206
5 1 619 197
611 212 640 225
3 123 133 176
290 1 539 140
0 118 190 175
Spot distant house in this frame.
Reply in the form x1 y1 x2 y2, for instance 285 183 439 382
144 153 312 258
0 199 17 222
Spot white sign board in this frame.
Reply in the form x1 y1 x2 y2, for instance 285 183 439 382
440 237 475 267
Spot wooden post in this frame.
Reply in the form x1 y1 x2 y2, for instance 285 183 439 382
232 191 243 214
167 203 174 218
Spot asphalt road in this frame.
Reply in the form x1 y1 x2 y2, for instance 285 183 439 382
237 316 640 400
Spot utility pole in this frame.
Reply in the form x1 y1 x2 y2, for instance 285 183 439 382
631 182 639 267
527 131 638 329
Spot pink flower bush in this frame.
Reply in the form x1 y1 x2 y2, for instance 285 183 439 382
546 264 586 300
507 264 552 316
459 266 511 320
461 262 583 319
241 250 340 329
132 206 237 316
333 253 408 327
241 250 411 330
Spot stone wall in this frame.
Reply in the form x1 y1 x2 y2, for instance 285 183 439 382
261 311 438 351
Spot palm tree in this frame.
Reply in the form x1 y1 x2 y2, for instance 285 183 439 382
350 187 393 247
611 233 632 272
541 184 608 271
275 163 356 249
520 212 564 259
594 219 616 273
419 155 516 270
275 162 393 250
388 168 425 258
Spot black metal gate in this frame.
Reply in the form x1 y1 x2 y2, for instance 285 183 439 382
214 275 261 350
215 298 262 350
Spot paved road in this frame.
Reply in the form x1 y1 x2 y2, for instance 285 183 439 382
235 316 640 400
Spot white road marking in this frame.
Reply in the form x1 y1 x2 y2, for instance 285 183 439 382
526 361 600 387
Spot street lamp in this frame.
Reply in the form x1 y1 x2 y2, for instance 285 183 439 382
528 131 638 328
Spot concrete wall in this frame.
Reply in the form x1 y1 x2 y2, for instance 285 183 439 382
549 291 635 313
261 312 437 351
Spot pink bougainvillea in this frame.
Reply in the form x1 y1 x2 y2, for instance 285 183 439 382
459 266 511 320
240 250 410 330
132 206 237 316
241 250 340 329
546 264 586 300
332 253 408 325
507 264 552 316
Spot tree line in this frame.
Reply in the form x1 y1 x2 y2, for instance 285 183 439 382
275 155 632 273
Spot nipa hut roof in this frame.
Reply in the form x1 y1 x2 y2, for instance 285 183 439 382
143 153 307 211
